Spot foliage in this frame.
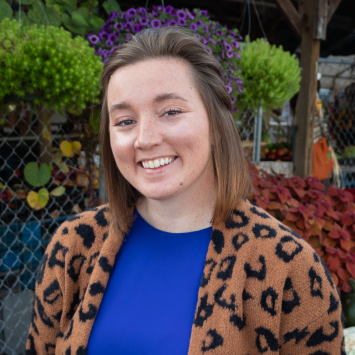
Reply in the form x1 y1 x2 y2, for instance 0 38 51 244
23 140 81 210
0 19 102 113
249 163 355 293
88 5 244 118
0 0 120 35
239 38 301 112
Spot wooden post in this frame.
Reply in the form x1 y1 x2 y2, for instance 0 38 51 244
294 0 320 178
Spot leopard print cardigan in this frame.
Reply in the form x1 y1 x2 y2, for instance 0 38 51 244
26 199 345 355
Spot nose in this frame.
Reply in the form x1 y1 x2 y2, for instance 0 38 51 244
134 116 163 150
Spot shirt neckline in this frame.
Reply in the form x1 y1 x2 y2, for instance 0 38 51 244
134 210 212 237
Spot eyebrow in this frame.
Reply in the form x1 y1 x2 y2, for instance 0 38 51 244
109 92 187 115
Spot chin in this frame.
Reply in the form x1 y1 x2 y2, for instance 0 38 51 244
139 186 179 201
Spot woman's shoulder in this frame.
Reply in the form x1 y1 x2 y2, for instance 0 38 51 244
44 205 110 269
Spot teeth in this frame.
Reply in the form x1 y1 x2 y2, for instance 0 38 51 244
142 157 175 169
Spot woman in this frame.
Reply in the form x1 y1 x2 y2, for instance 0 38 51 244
27 27 344 354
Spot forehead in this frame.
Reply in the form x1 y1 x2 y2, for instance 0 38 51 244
107 58 197 104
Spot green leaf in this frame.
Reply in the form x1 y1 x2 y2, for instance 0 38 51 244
0 1 12 21
48 163 53 172
38 188 49 208
27 9 42 25
62 13 86 35
90 16 105 32
32 2 61 26
15 11 30 26
89 107 101 134
71 12 88 26
50 186 65 196
107 0 120 11
77 6 89 20
16 0 35 5
24 162 51 187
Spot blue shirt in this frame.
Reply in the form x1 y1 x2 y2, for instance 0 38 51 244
87 212 212 355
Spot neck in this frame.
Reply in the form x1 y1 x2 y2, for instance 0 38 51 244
136 166 217 233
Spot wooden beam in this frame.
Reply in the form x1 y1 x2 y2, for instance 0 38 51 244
313 0 328 40
327 0 342 24
294 0 320 178
275 0 302 38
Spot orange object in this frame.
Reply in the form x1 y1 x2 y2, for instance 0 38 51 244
312 137 333 180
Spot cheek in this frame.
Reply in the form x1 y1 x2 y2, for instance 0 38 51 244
109 131 135 166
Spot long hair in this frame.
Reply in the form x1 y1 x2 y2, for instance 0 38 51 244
100 26 253 238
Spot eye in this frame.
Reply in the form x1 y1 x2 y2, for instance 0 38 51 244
114 119 135 127
163 109 182 117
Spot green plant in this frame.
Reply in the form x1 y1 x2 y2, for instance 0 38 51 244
238 38 301 112
24 162 65 210
0 19 102 113
249 162 355 294
0 0 120 35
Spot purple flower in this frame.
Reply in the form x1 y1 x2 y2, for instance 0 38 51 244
191 11 197 18
186 11 194 20
121 12 127 19
202 39 207 44
204 45 212 54
102 50 109 57
209 37 216 45
151 19 162 28
109 33 117 42
140 17 149 25
168 20 178 26
203 25 208 32
216 56 221 61
106 39 113 47
88 34 99 44
169 8 177 16
164 5 173 13
138 7 147 16
226 51 233 58
196 20 203 27
217 30 223 36
225 85 232 94
200 10 208 16
125 22 132 29
224 42 232 52
177 10 186 19
132 24 142 32
222 50 225 59
178 18 186 26
127 7 136 17
195 33 201 40
190 23 197 32
234 53 241 59
98 31 107 40
114 22 124 30
151 11 158 17
109 11 116 21
157 5 163 11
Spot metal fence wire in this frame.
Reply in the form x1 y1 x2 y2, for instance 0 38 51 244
0 102 258 354
319 56 355 189
0 104 102 355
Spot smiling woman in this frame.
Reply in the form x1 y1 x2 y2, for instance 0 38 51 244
27 27 344 355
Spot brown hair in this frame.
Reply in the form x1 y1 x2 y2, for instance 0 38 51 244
100 26 253 237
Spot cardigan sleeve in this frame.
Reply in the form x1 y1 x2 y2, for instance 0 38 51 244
26 226 67 354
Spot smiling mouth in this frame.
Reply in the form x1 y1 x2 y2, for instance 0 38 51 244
140 157 176 169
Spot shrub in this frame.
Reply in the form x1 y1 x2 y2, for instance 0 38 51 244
249 163 355 293
0 19 103 113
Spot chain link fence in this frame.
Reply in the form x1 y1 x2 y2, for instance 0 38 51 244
319 56 355 188
0 101 260 354
0 104 101 354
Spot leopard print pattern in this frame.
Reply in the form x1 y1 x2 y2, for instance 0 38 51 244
26 200 345 354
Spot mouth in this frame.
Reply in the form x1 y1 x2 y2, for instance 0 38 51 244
140 156 177 169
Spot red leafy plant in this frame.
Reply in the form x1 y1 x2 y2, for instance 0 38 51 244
249 163 355 293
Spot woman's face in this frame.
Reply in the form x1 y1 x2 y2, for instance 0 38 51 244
107 58 214 201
